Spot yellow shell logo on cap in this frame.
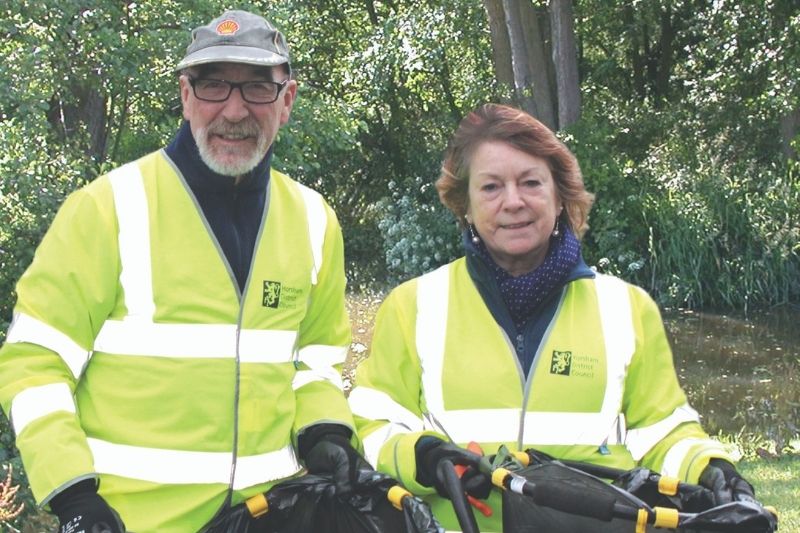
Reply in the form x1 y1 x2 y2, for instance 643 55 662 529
216 19 239 35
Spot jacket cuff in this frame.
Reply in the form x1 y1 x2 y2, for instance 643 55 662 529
684 448 736 484
48 478 98 513
379 431 444 495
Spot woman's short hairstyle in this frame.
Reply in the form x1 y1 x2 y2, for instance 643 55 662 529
436 103 594 238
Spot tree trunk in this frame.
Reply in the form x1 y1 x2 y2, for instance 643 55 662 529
654 2 674 105
365 0 379 25
780 108 800 161
624 3 646 99
47 83 108 162
520 2 557 130
550 0 581 128
538 5 558 121
502 0 538 118
484 0 560 130
503 0 558 131
436 46 463 123
483 0 515 99
643 23 657 97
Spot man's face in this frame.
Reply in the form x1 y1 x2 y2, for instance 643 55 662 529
180 62 297 177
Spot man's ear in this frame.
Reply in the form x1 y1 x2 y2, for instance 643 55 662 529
179 76 192 121
279 80 298 125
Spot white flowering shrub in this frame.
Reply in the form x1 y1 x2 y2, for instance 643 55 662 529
378 177 461 283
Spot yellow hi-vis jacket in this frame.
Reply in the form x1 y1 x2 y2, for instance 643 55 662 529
350 258 733 532
0 150 354 532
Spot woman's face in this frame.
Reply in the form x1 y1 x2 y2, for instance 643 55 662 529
467 141 562 276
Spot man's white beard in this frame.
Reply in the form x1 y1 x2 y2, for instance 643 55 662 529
196 117 269 176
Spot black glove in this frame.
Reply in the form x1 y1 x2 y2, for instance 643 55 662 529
299 424 373 495
415 436 491 499
699 459 757 506
49 479 125 533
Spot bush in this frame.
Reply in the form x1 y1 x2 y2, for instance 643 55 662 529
568 105 799 312
639 143 799 311
0 119 95 340
563 109 651 284
0 117 92 531
378 176 461 284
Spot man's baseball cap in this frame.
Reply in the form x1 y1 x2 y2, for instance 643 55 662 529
175 10 290 72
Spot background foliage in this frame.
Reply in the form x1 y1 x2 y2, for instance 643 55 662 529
1 0 798 528
1 0 797 304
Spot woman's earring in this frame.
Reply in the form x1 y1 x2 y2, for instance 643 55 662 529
467 221 480 244
552 218 560 237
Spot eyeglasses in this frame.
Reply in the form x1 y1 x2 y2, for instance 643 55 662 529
187 77 288 104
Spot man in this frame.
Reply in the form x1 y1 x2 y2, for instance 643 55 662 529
0 10 368 532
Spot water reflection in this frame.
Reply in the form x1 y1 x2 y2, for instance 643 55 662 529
665 305 800 451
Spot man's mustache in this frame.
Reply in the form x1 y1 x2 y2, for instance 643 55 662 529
207 119 261 138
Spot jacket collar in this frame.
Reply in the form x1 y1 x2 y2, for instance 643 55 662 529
463 230 595 285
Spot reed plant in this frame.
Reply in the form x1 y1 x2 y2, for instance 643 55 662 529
642 154 799 312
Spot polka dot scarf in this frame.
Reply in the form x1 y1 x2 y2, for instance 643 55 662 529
475 227 581 331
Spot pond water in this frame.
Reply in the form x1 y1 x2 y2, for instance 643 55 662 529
664 305 800 451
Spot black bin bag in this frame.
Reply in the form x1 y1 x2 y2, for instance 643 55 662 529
499 449 778 533
203 469 443 533
502 460 659 533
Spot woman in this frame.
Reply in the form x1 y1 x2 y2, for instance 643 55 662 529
348 104 755 531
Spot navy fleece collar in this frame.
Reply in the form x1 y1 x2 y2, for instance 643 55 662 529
165 121 272 192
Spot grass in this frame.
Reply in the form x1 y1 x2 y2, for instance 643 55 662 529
738 456 800 531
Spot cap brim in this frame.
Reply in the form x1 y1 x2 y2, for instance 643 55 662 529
175 45 289 71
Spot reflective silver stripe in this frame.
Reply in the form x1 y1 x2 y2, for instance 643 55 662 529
292 368 344 390
10 382 75 436
298 344 348 367
108 162 155 320
6 312 89 380
292 370 323 390
88 438 300 489
432 410 518 443
661 438 704 478
239 329 298 363
362 423 412 467
435 410 625 445
292 344 347 389
233 447 302 489
594 274 636 445
349 386 427 465
349 387 425 432
348 386 432 466
415 267 636 446
416 264 450 414
296 183 326 285
94 321 296 362
660 437 728 479
626 404 702 460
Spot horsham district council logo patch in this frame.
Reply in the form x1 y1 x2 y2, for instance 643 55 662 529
550 350 572 375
